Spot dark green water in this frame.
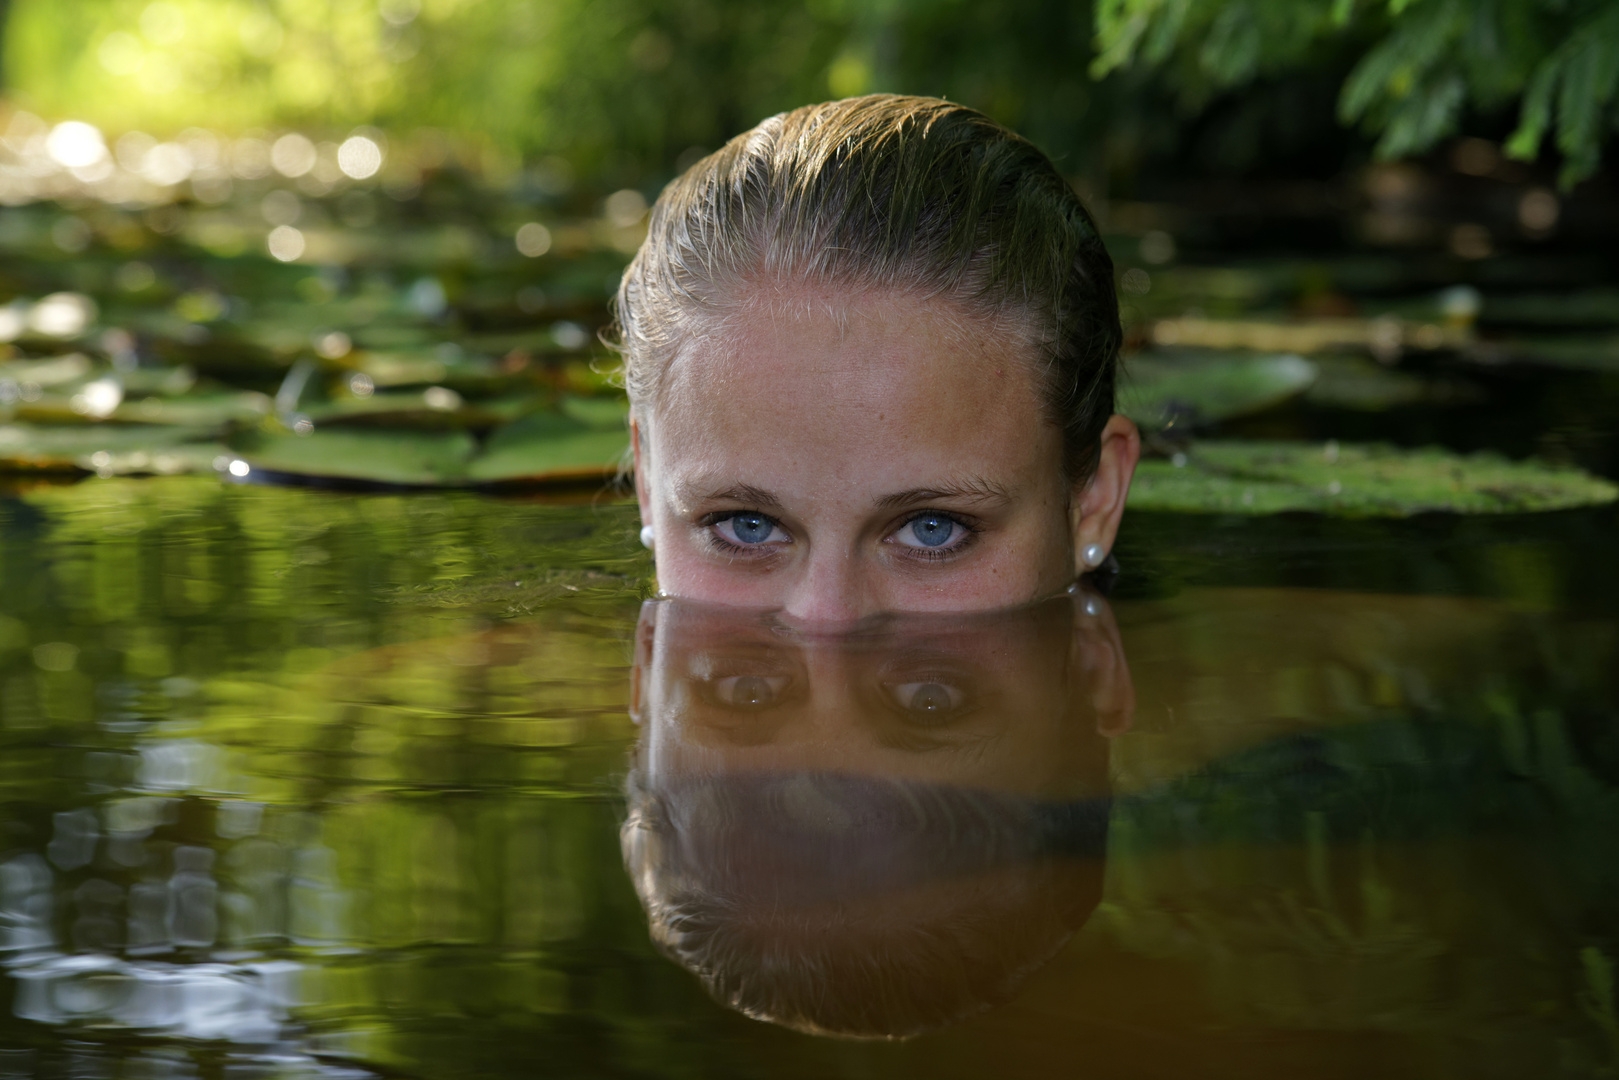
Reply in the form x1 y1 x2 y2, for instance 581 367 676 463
1 476 1618 1078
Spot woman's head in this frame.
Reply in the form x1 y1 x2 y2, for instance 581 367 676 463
616 94 1138 619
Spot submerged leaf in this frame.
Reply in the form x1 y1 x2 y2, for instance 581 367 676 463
1128 441 1618 516
1121 351 1317 429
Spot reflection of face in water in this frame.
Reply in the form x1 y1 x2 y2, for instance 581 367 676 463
621 591 1133 1039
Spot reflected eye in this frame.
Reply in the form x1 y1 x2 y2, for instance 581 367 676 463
892 513 966 550
888 680 965 721
713 513 787 547
713 674 789 709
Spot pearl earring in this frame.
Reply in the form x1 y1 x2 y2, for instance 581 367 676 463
1081 543 1106 568
639 525 656 550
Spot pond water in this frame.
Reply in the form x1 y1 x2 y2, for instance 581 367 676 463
1 476 1616 1078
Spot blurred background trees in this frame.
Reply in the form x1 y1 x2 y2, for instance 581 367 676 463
1094 0 1619 187
1 0 1614 195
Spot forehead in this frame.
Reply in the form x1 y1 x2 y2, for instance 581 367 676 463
651 285 1054 478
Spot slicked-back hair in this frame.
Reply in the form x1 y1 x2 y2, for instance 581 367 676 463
620 768 1108 1039
611 94 1121 483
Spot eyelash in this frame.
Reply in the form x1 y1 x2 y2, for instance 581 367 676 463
892 511 978 561
698 511 787 559
696 511 979 561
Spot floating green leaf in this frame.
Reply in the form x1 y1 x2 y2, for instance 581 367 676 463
230 397 629 487
302 388 537 429
466 409 628 483
1303 356 1482 411
113 390 274 427
1128 441 1619 516
1482 290 1619 329
1120 351 1317 430
1484 335 1619 373
0 352 92 388
0 423 223 475
233 428 478 486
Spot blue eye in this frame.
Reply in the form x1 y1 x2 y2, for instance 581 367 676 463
731 513 773 544
906 514 957 548
713 512 785 547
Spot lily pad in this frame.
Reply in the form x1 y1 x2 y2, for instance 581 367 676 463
120 365 198 397
1120 351 1316 430
1303 355 1483 411
115 390 274 427
466 409 628 483
1128 441 1619 516
232 428 478 486
230 397 629 487
354 348 507 389
301 388 538 429
1147 316 1465 355
1480 290 1619 329
0 423 222 475
1479 335 1619 372
0 353 93 389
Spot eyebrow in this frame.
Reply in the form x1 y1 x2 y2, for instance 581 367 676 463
873 478 1014 510
676 481 784 511
674 477 1013 512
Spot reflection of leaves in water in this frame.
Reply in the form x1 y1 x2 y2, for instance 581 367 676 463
383 566 637 612
1579 947 1619 1073
1100 698 1619 1045
1186 887 1444 1030
1129 441 1618 515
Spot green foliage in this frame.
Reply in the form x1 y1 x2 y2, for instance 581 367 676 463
1094 0 1619 186
0 0 1105 185
1507 2 1619 186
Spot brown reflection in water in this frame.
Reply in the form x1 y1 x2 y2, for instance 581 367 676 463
621 590 1129 1038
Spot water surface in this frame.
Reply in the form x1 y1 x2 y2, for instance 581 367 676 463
1 476 1617 1078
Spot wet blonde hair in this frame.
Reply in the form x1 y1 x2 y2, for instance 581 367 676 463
612 93 1121 481
620 769 1106 1039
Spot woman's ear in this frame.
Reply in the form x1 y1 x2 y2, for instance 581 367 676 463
631 416 652 529
629 600 660 725
1068 414 1141 577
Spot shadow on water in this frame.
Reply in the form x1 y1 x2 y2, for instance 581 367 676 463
0 477 1617 1077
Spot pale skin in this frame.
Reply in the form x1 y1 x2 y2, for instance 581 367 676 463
632 282 1141 623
